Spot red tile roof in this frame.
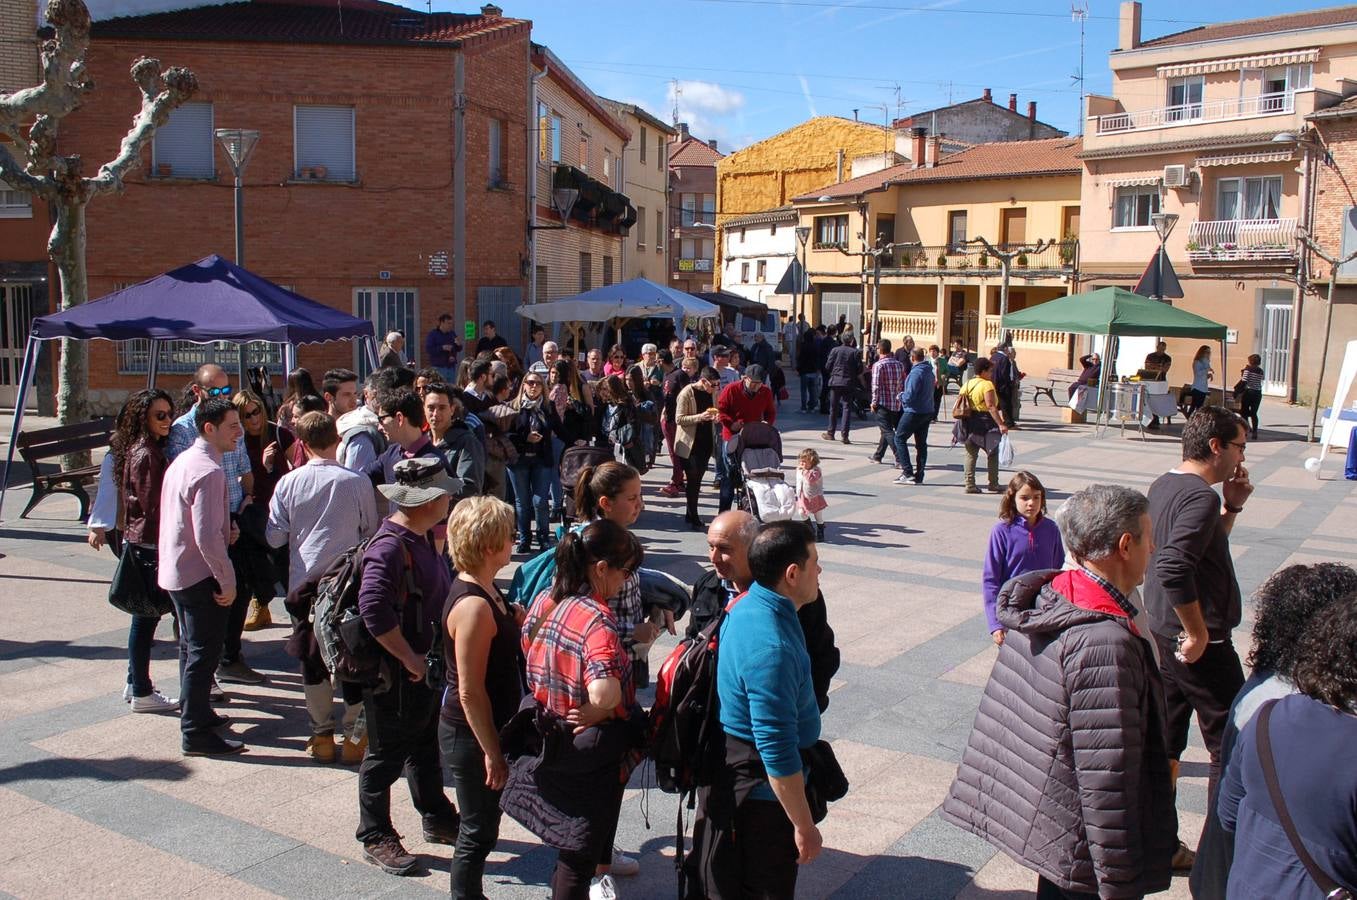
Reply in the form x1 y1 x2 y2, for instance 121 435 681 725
670 136 723 167
1139 5 1357 49
91 0 529 48
795 137 1081 200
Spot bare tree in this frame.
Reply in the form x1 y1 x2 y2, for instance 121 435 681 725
0 0 196 459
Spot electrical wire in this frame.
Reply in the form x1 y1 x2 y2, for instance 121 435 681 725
681 0 1210 24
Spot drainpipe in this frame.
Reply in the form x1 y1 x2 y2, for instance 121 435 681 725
453 45 467 346
1289 138 1316 403
529 57 549 306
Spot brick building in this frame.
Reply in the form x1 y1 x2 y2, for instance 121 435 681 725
669 123 722 295
49 0 530 410
891 89 1066 146
1305 98 1357 407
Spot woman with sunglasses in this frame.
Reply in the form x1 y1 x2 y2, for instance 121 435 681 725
232 389 295 632
519 519 647 900
507 373 556 553
547 358 596 448
602 344 629 377
95 389 179 711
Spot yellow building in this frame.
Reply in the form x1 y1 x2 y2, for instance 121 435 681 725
791 137 1083 375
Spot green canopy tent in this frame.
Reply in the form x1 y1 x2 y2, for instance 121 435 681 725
1001 286 1229 421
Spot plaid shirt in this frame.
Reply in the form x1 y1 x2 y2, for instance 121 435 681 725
1079 566 1140 620
524 592 634 718
871 356 905 411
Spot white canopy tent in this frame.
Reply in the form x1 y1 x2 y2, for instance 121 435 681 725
514 278 721 325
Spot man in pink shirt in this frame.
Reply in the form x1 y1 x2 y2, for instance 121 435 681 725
158 397 246 756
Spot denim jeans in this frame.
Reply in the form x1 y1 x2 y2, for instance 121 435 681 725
439 719 504 899
718 446 737 513
169 577 229 739
713 432 729 487
873 408 902 463
510 461 552 539
895 412 931 481
127 613 162 697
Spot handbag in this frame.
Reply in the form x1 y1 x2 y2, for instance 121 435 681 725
108 543 171 617
1256 701 1354 900
951 384 972 420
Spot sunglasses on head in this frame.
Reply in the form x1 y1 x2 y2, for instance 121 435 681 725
205 385 232 397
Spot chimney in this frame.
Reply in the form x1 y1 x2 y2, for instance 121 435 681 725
677 122 690 140
480 3 502 15
836 148 845 181
911 126 927 168
708 138 718 151
927 134 942 169
1028 101 1037 121
1119 1 1142 50
982 88 992 103
1008 93 1018 112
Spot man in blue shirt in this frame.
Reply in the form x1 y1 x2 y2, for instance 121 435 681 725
709 519 823 897
423 313 461 384
894 348 937 485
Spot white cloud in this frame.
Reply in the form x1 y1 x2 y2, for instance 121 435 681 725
797 75 818 118
666 80 747 148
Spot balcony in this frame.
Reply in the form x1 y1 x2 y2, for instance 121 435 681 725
882 242 1077 276
1096 92 1294 135
1186 218 1298 264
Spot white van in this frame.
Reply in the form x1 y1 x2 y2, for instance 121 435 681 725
735 311 784 359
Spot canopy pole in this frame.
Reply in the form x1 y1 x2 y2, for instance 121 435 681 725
147 338 161 387
1220 337 1228 413
1094 329 1112 429
363 335 380 374
282 342 296 378
0 336 41 523
237 343 249 388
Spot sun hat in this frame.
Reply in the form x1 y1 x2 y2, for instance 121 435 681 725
377 457 460 507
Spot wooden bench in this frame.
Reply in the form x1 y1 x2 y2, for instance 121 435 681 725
1030 368 1082 406
14 417 116 521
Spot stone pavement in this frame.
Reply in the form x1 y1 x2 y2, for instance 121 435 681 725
1 393 1355 899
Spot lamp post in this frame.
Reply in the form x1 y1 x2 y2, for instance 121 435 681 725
1275 129 1325 404
215 128 260 382
795 225 811 325
1296 230 1357 443
1149 211 1179 302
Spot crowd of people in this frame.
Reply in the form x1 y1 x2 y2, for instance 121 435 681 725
79 316 1357 900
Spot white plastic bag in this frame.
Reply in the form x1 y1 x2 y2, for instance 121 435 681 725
998 433 1016 468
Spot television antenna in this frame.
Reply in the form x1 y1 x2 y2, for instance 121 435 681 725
1071 1 1088 135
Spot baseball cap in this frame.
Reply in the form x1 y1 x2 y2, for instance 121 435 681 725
744 364 766 384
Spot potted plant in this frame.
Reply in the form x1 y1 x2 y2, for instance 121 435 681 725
1059 232 1077 265
958 257 971 269
977 252 989 267
1016 253 1029 267
314 165 328 180
915 252 927 267
1186 240 1200 252
156 163 172 178
937 253 948 268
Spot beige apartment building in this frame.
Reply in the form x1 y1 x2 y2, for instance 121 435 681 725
1081 2 1357 400
601 99 674 285
791 135 1083 376
531 45 634 313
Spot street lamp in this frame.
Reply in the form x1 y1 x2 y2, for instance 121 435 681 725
215 128 260 382
795 225 811 324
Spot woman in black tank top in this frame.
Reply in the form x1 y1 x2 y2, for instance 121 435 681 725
438 497 525 899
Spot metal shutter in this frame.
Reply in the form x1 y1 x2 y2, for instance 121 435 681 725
295 106 355 181
152 101 214 178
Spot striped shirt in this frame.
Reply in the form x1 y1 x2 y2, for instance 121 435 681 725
524 592 633 718
871 355 905 410
1240 365 1265 392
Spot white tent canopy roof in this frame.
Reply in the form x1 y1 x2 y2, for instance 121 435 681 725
515 278 721 324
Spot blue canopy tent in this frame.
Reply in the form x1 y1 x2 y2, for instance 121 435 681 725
1 254 377 520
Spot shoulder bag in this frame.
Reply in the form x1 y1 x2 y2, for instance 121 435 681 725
1256 701 1353 900
951 382 972 420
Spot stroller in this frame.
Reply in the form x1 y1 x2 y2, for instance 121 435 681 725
728 421 797 522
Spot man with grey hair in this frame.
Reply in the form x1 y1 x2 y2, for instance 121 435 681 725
943 484 1176 900
378 331 407 369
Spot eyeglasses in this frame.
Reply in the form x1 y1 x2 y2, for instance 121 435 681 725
204 385 232 397
377 414 396 424
242 408 263 419
1225 440 1247 451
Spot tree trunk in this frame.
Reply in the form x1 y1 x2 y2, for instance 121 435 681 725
53 198 91 469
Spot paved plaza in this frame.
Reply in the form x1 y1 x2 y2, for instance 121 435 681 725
1 393 1355 899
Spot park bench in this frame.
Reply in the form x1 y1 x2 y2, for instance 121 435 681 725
1030 368 1082 406
14 417 115 520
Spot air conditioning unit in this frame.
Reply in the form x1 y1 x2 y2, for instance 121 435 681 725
1163 164 1189 189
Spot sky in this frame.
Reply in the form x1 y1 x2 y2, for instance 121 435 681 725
412 0 1338 151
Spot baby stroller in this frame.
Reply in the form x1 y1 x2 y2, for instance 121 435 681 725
728 421 797 522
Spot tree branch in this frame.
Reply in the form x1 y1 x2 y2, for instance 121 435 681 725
0 0 93 133
87 60 198 196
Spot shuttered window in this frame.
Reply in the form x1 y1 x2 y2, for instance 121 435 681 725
152 101 214 178
294 105 355 181
0 182 32 218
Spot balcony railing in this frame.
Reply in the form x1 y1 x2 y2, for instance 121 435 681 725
883 242 1077 274
983 316 1067 350
1096 91 1294 134
1186 218 1298 263
878 312 940 346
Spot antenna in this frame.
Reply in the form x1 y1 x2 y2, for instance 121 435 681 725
671 78 681 127
1072 1 1088 136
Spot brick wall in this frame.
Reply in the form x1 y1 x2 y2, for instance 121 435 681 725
0 0 37 93
48 30 529 411
1305 116 1357 403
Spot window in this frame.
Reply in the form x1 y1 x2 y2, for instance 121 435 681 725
1261 64 1312 111
681 238 696 259
655 209 664 250
701 238 714 260
550 114 562 163
741 262 750 283
354 288 416 377
0 181 32 219
947 211 967 252
1113 186 1161 229
756 260 767 281
740 227 746 243
681 193 697 227
813 214 848 248
640 126 648 163
702 194 715 222
770 222 778 237
294 105 355 181
636 205 646 247
603 149 612 184
657 134 663 169
119 339 279 375
579 252 592 291
537 101 550 161
1166 76 1203 122
1217 176 1282 220
603 256 613 286
876 214 895 248
488 118 505 187
152 101 214 178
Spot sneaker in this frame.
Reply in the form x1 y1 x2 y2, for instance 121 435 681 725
869 456 883 464
208 713 231 728
341 732 368 765
589 874 618 900
841 435 851 445
182 734 247 757
1171 841 1196 872
217 659 266 685
306 734 337 764
820 431 834 441
209 677 226 702
422 814 462 846
242 600 271 631
893 473 914 485
965 485 982 494
609 849 640 877
515 540 532 554
130 690 180 713
122 683 133 703
658 484 682 498
987 484 1002 493
363 836 419 876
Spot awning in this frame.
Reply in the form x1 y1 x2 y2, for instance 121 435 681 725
1106 175 1162 187
1195 150 1293 167
693 290 769 319
1158 48 1319 78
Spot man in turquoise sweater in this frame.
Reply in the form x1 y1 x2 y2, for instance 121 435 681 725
707 519 823 897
